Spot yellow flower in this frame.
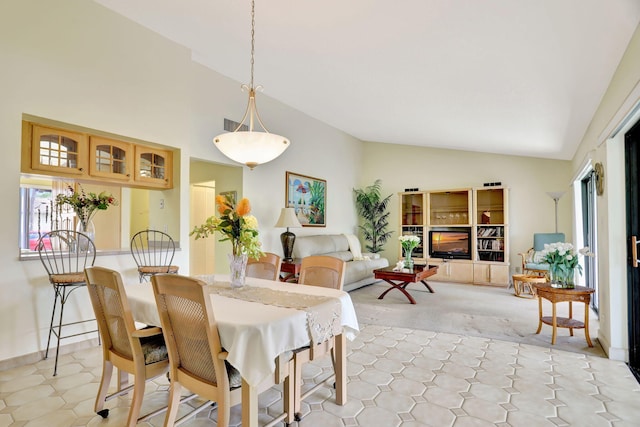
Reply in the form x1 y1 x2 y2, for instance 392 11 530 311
236 198 251 216
190 194 264 259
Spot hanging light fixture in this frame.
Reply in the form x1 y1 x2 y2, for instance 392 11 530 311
213 0 290 170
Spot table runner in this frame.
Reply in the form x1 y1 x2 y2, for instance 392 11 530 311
210 283 342 346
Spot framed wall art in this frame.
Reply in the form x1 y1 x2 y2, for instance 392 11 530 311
285 171 326 227
219 190 237 205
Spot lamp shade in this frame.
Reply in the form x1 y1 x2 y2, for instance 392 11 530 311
214 131 290 170
275 207 302 229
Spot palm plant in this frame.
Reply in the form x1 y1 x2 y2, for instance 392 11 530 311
353 179 393 253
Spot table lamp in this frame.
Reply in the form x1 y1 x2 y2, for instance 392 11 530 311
275 207 302 261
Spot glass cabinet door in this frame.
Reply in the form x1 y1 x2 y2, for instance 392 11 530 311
135 146 172 188
429 190 471 225
89 137 132 181
31 125 87 175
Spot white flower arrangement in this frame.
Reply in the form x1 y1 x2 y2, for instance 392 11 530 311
399 235 421 253
539 242 593 278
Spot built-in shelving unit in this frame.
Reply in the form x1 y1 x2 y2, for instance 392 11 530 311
398 186 509 286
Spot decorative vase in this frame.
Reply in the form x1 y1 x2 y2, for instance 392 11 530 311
404 250 414 270
549 264 575 289
75 219 95 252
228 253 248 288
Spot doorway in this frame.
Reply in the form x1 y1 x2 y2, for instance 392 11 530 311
625 118 640 380
190 182 216 275
581 170 598 312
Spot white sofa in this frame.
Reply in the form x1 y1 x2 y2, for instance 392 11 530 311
292 234 389 292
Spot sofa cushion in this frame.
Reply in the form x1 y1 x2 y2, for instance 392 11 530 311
293 234 390 292
327 251 355 262
294 235 338 258
294 234 353 258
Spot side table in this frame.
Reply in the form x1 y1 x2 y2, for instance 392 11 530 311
532 282 595 347
280 259 301 283
512 274 546 298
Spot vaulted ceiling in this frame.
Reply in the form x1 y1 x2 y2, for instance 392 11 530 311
94 0 640 160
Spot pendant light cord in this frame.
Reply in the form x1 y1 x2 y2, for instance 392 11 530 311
250 0 255 90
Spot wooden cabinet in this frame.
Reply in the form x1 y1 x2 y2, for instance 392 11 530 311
428 189 472 226
473 187 509 286
89 136 133 182
399 192 427 263
398 186 509 286
430 260 474 283
135 146 172 188
22 121 173 189
26 124 88 176
473 263 510 286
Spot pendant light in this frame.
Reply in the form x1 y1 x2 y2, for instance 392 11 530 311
213 0 290 169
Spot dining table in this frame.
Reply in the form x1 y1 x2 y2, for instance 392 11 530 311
125 274 359 427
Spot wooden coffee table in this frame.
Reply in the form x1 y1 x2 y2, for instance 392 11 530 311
373 265 438 304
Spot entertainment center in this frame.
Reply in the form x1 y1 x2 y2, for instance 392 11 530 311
399 187 509 286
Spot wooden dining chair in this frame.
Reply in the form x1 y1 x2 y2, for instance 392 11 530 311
293 255 346 420
37 229 97 376
84 266 169 427
150 273 295 427
130 229 179 283
298 255 346 290
246 252 282 281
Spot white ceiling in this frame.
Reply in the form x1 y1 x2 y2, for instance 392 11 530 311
94 0 640 160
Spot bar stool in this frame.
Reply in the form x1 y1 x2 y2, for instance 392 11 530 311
37 230 97 376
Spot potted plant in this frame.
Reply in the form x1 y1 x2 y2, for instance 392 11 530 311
353 179 393 253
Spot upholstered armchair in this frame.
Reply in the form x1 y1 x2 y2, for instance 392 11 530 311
518 233 565 276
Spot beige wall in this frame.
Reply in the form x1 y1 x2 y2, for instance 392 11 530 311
360 143 573 267
569 24 640 361
0 0 637 366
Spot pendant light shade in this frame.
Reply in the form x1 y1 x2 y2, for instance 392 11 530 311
213 0 290 169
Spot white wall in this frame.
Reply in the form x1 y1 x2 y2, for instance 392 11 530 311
0 0 363 364
569 23 640 361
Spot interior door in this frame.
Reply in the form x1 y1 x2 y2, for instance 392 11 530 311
190 183 216 275
625 118 640 380
581 171 598 312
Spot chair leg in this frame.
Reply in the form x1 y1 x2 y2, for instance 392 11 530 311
44 285 60 360
95 360 113 414
163 381 183 427
283 361 295 425
126 375 146 427
52 286 68 376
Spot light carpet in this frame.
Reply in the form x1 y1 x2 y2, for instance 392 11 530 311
349 280 606 358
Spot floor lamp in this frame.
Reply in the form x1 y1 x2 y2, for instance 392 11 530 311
546 191 566 233
275 208 302 261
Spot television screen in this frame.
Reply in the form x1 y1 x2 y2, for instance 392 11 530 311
429 229 471 259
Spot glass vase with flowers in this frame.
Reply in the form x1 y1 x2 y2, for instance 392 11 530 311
399 235 421 270
55 184 118 246
191 193 264 288
539 242 593 288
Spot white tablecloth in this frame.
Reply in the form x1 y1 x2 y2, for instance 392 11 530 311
125 274 359 386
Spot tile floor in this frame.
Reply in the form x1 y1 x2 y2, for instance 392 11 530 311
1 323 639 426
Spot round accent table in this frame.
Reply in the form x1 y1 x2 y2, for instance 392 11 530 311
512 274 546 298
532 282 595 347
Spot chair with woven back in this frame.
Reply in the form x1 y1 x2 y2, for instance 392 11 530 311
246 252 282 281
84 266 169 426
130 229 179 282
37 229 97 376
293 255 346 420
150 273 295 426
518 232 565 277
